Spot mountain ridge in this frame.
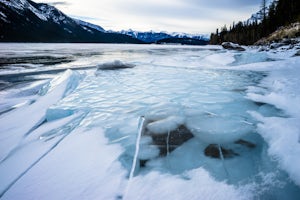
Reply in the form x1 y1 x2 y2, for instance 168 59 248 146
115 29 209 43
0 0 143 43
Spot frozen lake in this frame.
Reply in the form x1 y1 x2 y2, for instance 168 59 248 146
0 43 300 200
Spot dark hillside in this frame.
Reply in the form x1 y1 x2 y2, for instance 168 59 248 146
210 0 300 45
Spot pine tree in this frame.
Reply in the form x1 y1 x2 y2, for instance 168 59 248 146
261 0 267 21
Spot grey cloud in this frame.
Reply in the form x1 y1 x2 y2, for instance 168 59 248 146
47 1 71 6
116 1 252 22
185 0 263 9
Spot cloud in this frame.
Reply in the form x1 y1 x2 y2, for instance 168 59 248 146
39 1 71 6
35 0 264 34
51 2 68 5
185 0 262 9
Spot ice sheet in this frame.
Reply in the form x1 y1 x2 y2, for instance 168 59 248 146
0 69 82 161
0 43 300 199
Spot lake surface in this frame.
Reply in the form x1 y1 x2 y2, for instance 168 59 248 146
0 43 299 200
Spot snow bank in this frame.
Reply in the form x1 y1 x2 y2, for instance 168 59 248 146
247 54 300 186
1 128 125 200
123 169 249 200
251 113 300 185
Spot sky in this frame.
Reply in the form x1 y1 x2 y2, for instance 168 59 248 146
36 0 264 34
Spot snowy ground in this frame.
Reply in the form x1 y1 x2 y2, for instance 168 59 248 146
0 43 300 200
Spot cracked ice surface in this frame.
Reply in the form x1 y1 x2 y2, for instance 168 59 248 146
0 43 300 200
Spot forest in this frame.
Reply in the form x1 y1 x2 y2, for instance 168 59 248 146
210 0 300 45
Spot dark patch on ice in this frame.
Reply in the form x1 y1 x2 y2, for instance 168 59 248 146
139 159 148 168
144 125 194 157
254 101 267 106
0 66 96 83
0 100 35 116
96 60 135 71
0 107 15 116
265 58 278 62
235 139 256 148
255 102 289 117
73 52 103 57
204 144 239 159
0 81 12 90
232 88 247 93
0 56 74 66
293 50 300 57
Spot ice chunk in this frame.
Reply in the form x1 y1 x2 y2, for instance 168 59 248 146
187 115 254 144
202 52 235 66
46 108 74 122
231 52 274 66
96 60 135 71
146 116 185 134
0 70 82 161
39 69 81 97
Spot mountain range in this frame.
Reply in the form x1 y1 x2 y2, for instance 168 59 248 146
0 0 208 44
0 0 142 43
116 30 209 43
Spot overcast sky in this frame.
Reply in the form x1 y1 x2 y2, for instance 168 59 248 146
36 0 264 34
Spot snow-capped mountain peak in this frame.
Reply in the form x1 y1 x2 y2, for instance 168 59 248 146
117 30 209 43
73 19 105 32
0 0 141 43
0 0 48 21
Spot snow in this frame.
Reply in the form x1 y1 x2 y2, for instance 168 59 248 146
245 56 300 186
0 70 82 162
146 116 185 134
1 128 125 200
39 4 66 24
74 18 105 32
0 0 24 10
0 43 300 199
123 169 249 200
1 0 48 21
27 4 47 21
0 11 6 18
118 30 209 43
0 0 71 23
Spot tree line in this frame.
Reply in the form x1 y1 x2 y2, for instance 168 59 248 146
210 0 300 45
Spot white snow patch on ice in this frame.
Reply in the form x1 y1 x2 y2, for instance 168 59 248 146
146 115 185 134
202 52 235 67
0 70 82 161
123 169 250 200
247 54 300 186
1 128 126 200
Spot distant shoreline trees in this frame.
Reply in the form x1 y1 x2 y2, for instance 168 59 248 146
210 0 300 45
